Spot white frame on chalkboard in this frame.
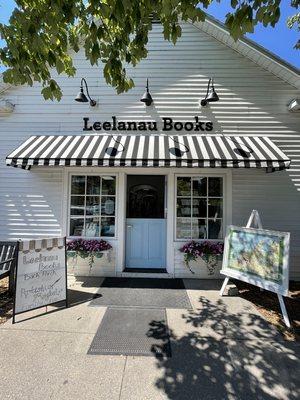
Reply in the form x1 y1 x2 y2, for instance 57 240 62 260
12 237 68 323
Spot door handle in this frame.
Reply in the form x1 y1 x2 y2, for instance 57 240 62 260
127 225 133 228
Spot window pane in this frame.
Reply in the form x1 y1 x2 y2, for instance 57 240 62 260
101 217 115 237
208 219 223 239
192 219 207 239
208 199 223 218
70 218 84 236
192 199 207 218
87 176 100 195
177 198 191 217
69 175 117 238
71 176 85 195
70 196 85 215
176 218 191 239
177 177 191 196
208 177 222 196
102 176 116 195
101 197 115 216
192 178 207 196
85 217 100 237
86 196 100 215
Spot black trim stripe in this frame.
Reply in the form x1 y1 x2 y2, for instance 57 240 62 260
6 135 291 172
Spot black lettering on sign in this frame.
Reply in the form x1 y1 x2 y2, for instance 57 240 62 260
83 117 93 131
162 118 173 131
82 116 213 132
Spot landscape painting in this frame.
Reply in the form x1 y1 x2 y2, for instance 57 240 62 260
227 228 285 283
221 226 290 295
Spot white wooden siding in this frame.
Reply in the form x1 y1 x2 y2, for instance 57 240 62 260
232 169 300 280
0 168 63 240
0 22 299 278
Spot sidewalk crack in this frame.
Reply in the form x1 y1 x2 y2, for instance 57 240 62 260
118 356 128 400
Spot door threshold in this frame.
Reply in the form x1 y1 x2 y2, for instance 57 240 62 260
124 268 167 273
118 271 173 279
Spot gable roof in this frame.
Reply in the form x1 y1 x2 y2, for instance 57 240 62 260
192 15 300 89
0 14 299 94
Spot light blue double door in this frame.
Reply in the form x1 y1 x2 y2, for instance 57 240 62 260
125 175 166 269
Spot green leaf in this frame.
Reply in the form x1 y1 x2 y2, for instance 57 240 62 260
0 0 297 101
41 86 52 100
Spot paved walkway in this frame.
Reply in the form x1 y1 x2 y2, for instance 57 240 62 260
0 278 299 400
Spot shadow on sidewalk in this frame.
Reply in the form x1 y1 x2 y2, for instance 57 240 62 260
147 296 300 400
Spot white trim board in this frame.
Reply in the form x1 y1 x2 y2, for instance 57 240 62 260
190 16 300 89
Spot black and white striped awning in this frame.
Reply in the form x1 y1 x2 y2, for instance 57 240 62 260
6 135 290 171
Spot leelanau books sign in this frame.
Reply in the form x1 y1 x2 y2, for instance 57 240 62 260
83 116 213 132
13 237 67 323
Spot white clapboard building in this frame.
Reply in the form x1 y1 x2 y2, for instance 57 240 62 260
1 16 299 279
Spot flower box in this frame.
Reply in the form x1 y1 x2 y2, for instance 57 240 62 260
181 254 223 277
66 239 113 276
67 250 112 276
179 240 224 277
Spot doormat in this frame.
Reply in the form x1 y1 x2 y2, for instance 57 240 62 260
89 278 192 309
101 277 185 289
88 307 171 357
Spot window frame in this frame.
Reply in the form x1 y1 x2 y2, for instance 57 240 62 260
68 173 118 239
175 173 226 242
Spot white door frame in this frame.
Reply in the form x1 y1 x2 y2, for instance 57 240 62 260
62 167 232 278
123 171 171 272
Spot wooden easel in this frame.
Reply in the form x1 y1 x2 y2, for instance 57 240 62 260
220 210 291 328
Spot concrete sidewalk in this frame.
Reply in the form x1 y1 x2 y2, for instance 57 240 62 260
0 278 299 400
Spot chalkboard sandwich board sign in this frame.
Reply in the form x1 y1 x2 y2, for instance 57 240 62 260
13 237 68 323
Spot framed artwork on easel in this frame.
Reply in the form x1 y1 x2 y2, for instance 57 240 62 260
220 210 291 327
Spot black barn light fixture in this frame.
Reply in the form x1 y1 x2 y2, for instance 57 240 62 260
75 78 97 107
105 137 125 156
200 78 219 107
140 78 153 106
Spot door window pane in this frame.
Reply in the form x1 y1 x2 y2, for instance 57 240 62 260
102 176 116 195
85 218 100 237
192 219 207 239
176 218 191 239
177 198 191 217
86 196 100 216
127 175 165 218
101 217 115 237
101 197 115 216
208 177 222 196
177 177 191 196
70 196 85 215
208 219 222 239
192 199 207 218
70 218 84 236
192 178 207 196
71 176 85 194
87 176 100 195
208 199 222 219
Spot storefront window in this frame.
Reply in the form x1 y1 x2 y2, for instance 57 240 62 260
69 175 116 237
176 176 223 240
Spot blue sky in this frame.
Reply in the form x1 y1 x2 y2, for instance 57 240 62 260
0 0 299 73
